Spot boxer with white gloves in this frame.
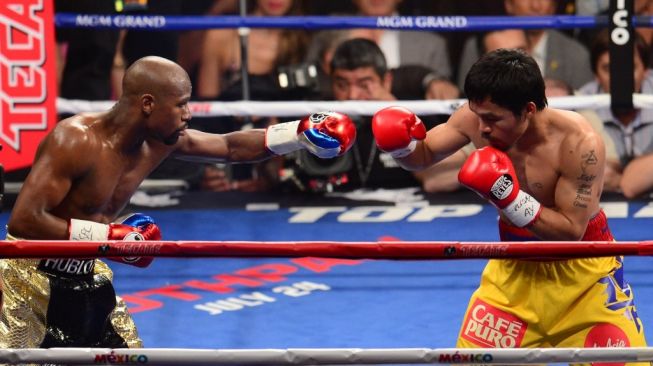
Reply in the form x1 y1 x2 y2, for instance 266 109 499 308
266 111 356 158
5 56 356 349
371 49 647 355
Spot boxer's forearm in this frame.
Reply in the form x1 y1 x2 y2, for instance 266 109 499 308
7 209 70 240
522 207 589 241
175 129 270 164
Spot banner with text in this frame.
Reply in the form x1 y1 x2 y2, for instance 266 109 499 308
0 0 57 171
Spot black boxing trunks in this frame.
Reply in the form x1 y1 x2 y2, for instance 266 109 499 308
0 232 142 348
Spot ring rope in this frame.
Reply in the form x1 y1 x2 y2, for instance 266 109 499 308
54 13 641 31
1 347 652 365
57 94 638 117
4 240 653 259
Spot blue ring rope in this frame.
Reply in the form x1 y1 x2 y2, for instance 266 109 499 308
53 13 647 31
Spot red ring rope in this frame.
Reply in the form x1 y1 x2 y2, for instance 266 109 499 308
3 240 653 259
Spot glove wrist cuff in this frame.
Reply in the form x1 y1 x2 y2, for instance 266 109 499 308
69 219 109 241
265 120 301 155
389 140 417 159
501 190 542 228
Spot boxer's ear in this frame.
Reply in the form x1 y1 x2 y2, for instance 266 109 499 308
525 101 537 115
141 94 154 115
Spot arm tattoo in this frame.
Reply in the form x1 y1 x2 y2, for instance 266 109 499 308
581 150 598 171
574 150 598 209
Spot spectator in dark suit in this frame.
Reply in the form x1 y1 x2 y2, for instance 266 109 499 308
457 0 593 91
458 29 530 90
305 0 459 100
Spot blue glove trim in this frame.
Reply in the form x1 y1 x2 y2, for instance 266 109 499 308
302 128 340 149
119 213 155 227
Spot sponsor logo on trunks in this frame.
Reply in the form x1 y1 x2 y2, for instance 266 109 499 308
490 174 513 201
461 298 527 348
584 323 630 366
585 323 629 347
39 258 95 276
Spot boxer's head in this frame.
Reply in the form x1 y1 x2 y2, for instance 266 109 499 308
122 56 192 145
465 49 546 150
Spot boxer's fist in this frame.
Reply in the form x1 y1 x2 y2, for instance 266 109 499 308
372 106 426 158
69 213 161 267
458 146 520 208
110 213 159 267
458 146 542 227
266 111 356 158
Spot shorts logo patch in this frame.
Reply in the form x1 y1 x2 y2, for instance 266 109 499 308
39 258 95 276
584 323 629 366
584 323 629 347
461 298 527 348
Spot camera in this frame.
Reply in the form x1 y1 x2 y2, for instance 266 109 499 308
279 149 353 193
277 63 320 93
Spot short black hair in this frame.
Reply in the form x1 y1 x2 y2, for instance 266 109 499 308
464 48 547 116
330 38 387 78
590 29 650 73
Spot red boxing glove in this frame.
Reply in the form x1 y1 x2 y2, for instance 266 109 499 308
69 213 160 267
372 106 426 158
266 111 356 158
458 146 542 227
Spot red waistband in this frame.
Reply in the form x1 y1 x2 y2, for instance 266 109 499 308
499 209 614 241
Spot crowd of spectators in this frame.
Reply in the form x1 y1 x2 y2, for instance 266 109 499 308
50 0 653 198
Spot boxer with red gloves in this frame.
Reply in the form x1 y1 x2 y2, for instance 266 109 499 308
372 106 426 159
265 111 356 158
5 56 357 350
372 49 647 353
457 146 541 228
69 213 160 267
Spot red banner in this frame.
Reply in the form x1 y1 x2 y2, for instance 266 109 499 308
0 0 57 172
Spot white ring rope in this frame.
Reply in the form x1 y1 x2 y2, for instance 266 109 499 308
57 93 651 117
1 347 653 365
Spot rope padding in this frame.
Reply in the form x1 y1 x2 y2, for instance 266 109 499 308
1 347 652 365
3 240 653 259
58 94 647 117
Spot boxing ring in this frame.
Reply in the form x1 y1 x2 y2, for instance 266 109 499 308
3 2 653 365
2 193 653 364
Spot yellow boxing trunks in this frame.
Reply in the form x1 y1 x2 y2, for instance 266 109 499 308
0 232 142 348
456 210 647 365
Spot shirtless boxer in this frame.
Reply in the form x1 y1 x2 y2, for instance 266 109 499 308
372 49 647 361
4 56 355 348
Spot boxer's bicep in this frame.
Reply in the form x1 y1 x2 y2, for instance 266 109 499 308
10 128 93 238
36 128 94 208
554 133 606 236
